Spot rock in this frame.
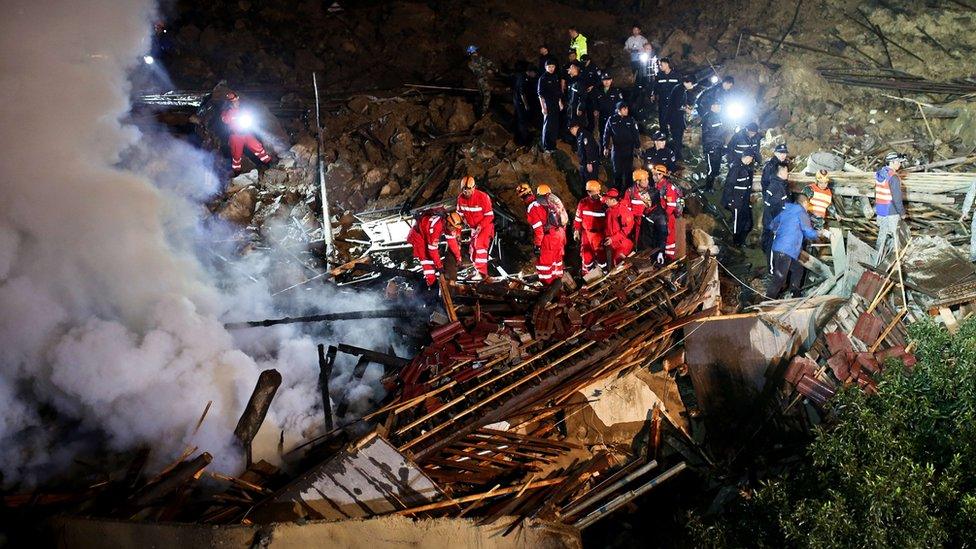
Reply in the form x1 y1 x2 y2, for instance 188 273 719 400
261 168 288 188
390 130 414 159
347 96 371 114
447 100 476 133
379 181 401 197
218 186 257 225
364 168 386 186
231 169 260 188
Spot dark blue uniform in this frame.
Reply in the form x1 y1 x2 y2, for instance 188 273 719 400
602 113 640 192
723 159 755 246
537 72 562 152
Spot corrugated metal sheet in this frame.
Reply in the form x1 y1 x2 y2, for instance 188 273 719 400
270 434 439 521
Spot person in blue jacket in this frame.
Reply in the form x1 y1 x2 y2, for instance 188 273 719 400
766 194 828 299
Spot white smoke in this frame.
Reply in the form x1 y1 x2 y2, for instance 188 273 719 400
0 0 398 486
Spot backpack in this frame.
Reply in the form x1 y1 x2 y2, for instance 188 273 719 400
538 193 569 228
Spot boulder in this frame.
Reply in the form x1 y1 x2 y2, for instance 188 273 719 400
447 100 476 133
218 186 257 225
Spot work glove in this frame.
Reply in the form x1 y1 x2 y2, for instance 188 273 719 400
655 252 665 265
573 230 581 242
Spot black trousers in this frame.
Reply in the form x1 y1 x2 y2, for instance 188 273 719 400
611 149 635 192
730 203 753 246
703 146 723 189
666 118 686 160
541 103 559 151
766 251 805 299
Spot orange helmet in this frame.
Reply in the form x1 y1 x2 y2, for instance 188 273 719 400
461 175 476 189
447 211 463 228
516 183 533 197
536 184 552 195
815 169 830 185
632 169 648 181
225 91 239 101
652 164 669 176
585 180 602 193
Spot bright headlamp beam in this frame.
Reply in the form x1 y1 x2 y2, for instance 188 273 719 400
143 55 155 65
237 112 255 131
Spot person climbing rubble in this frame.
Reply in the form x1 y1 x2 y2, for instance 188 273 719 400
960 179 976 263
874 152 907 265
723 152 756 247
633 172 669 264
624 168 652 243
803 170 840 230
662 75 696 161
602 101 640 192
571 121 600 186
696 75 735 113
726 122 761 167
761 144 789 193
767 194 829 299
537 58 563 153
456 176 495 281
574 180 608 275
653 164 683 261
466 45 498 117
592 72 624 143
642 130 677 175
518 184 567 285
653 58 680 136
761 161 790 258
221 91 272 174
700 101 727 191
603 188 635 267
407 209 462 287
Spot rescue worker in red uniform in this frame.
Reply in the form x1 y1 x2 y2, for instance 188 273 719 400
456 176 495 280
652 164 683 261
573 180 607 275
603 189 635 266
407 210 462 287
623 169 652 243
221 91 272 174
518 183 567 285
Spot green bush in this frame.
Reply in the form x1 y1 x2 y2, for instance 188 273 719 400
690 319 976 548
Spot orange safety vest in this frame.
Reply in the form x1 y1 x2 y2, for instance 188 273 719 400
808 185 832 218
875 177 892 205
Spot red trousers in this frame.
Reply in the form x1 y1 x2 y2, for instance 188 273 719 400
229 133 271 171
537 228 566 285
579 230 606 274
469 225 494 276
609 237 634 266
409 237 440 286
665 214 677 260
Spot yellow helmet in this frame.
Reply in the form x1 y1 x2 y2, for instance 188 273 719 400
652 164 669 176
632 169 649 181
536 184 552 195
516 183 533 197
585 179 602 193
461 175 476 189
815 169 830 185
447 211 463 228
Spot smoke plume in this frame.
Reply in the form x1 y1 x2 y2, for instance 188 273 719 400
0 0 393 485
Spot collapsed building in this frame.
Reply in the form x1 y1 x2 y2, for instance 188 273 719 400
3 0 976 547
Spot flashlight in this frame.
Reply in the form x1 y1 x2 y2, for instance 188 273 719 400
726 100 747 122
237 112 255 131
639 52 649 63
143 55 155 65
710 75 719 84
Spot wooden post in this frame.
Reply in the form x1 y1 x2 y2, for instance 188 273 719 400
317 344 336 431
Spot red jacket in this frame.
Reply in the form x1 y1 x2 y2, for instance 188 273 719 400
623 184 652 219
221 106 250 135
524 197 548 247
456 189 494 231
605 202 634 247
574 195 607 233
657 178 682 216
407 212 461 268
